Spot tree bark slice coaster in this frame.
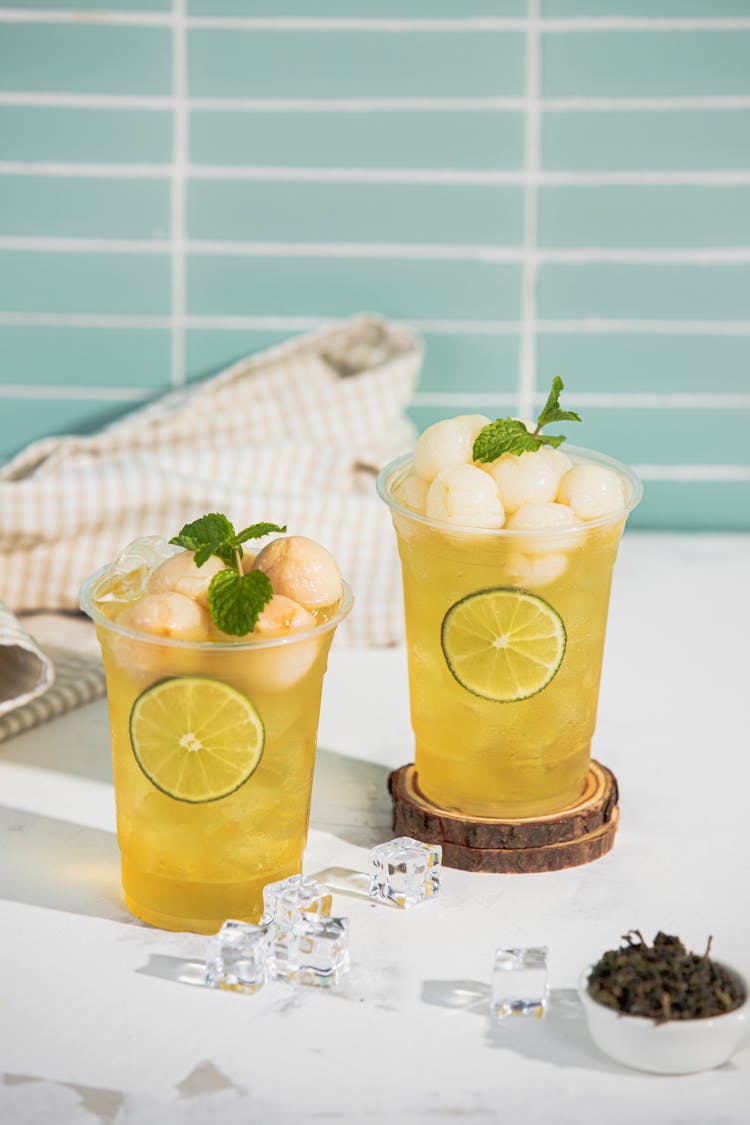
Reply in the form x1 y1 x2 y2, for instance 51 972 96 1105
387 761 619 874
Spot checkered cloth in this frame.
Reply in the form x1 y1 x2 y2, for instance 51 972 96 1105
0 315 421 740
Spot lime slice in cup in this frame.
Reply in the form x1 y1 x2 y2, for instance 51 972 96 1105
441 588 566 703
129 677 265 802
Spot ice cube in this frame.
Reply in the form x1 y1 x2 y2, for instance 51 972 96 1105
261 874 333 929
262 874 333 977
97 535 175 602
204 919 274 994
491 946 549 1019
368 836 442 908
286 914 350 988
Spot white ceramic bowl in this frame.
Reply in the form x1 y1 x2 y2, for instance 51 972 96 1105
578 964 750 1075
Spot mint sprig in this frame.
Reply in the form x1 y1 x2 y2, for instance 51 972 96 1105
169 512 286 635
472 377 581 463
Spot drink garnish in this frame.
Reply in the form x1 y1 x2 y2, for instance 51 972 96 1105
170 512 286 635
473 377 581 463
441 587 566 703
130 676 265 802
587 931 746 1023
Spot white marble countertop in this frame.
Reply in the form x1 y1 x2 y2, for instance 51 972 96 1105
1 532 749 1124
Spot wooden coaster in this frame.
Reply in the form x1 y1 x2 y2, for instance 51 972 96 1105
387 760 619 874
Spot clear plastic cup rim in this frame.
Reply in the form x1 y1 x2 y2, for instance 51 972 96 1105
376 445 643 539
79 567 354 652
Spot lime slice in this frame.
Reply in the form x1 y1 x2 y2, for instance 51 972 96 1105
129 677 264 802
441 588 566 703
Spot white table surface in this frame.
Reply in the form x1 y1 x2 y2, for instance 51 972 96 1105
1 532 749 1124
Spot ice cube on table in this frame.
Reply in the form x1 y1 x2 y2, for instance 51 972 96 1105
368 837 442 908
286 915 350 988
204 920 273 995
492 946 549 1019
262 874 333 930
262 874 333 977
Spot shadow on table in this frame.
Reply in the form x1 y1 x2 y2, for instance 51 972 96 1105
135 954 208 988
0 699 113 784
310 747 393 849
2 1072 124 1125
0 804 134 925
422 980 626 1075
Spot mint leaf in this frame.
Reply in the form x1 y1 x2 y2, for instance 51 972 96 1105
236 522 287 545
170 512 234 555
208 569 273 636
473 419 543 462
193 542 220 568
472 378 581 463
536 433 568 449
536 376 581 430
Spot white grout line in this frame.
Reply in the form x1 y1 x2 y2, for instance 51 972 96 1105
187 166 526 184
5 237 750 264
0 312 171 328
634 465 750 482
3 383 746 412
170 0 188 388
0 8 173 26
0 384 150 400
517 0 541 423
3 91 750 114
2 312 750 337
537 319 750 335
5 163 750 187
0 92 176 109
187 17 528 31
412 392 750 410
185 241 515 260
0 237 170 253
543 96 750 112
0 162 173 179
188 96 528 112
3 10 750 32
186 168 750 186
542 18 750 33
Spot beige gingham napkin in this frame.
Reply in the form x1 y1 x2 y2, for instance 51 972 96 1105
0 314 421 739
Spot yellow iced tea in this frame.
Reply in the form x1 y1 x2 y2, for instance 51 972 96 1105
81 572 352 933
378 448 640 819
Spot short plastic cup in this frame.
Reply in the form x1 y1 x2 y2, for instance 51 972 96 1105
81 568 352 933
377 446 641 819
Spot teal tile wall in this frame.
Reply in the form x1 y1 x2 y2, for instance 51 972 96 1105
542 32 750 97
0 252 171 315
187 257 522 320
0 26 173 94
190 110 526 171
0 108 174 164
0 177 170 239
543 111 750 172
187 182 524 245
0 326 172 389
0 3 749 530
188 31 525 99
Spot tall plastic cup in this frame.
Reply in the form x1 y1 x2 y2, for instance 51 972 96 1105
81 570 352 933
377 446 641 819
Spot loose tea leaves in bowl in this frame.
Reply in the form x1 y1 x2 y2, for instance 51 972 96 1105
587 931 746 1023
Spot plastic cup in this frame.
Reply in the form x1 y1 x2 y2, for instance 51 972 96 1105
377 446 641 819
81 568 352 933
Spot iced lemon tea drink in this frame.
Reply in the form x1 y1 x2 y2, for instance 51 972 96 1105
377 388 641 819
81 523 351 933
